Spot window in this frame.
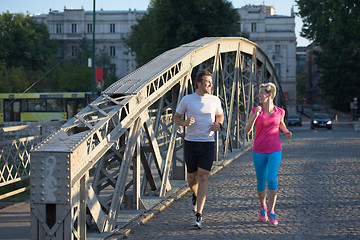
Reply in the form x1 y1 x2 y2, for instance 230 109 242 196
87 23 92 33
22 99 46 112
110 64 116 74
71 46 78 56
71 24 77 33
275 63 281 78
275 45 281 56
56 47 63 57
110 46 116 56
46 99 64 112
110 23 115 33
251 22 257 32
56 24 62 34
22 99 64 112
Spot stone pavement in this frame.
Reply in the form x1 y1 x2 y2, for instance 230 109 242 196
109 123 360 239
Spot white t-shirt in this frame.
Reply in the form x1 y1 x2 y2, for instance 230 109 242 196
176 93 223 142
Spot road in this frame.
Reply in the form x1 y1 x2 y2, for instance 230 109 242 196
113 122 360 239
1 121 359 239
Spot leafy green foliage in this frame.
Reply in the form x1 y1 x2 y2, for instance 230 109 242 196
46 37 93 92
0 12 57 71
0 12 58 93
125 0 240 66
296 0 360 110
50 59 92 92
296 66 306 103
47 39 117 92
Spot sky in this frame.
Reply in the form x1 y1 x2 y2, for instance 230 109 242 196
1 0 311 47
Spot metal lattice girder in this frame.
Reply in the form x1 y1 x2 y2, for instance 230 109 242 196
30 37 286 239
0 121 65 200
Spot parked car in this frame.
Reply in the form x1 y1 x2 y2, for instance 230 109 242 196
311 113 332 130
288 114 302 126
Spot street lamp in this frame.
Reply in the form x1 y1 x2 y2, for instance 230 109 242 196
91 0 96 99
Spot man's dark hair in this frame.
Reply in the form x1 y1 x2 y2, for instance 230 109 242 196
195 69 213 89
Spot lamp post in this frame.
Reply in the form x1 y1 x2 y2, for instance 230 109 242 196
91 0 96 99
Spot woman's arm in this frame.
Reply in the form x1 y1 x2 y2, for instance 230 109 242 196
279 115 292 138
245 106 261 134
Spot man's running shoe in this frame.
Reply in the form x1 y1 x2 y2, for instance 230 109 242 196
259 205 268 222
192 193 197 212
194 212 202 229
268 210 278 226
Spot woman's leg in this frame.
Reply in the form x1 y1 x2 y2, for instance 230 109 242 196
257 190 267 207
253 152 268 206
267 190 277 212
267 151 282 211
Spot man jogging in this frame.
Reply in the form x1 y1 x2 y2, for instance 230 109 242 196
174 69 224 229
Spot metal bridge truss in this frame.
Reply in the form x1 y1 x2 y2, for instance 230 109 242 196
30 37 286 239
0 122 65 200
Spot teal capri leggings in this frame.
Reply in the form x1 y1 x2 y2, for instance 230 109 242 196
252 151 282 191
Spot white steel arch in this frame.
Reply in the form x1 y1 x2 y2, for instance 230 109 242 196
30 37 286 239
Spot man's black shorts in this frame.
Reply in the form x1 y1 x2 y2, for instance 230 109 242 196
184 140 215 173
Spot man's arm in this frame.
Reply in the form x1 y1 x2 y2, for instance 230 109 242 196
216 113 224 125
173 112 195 126
211 113 224 131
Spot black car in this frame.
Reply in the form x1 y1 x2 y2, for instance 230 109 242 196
311 113 332 130
288 114 302 126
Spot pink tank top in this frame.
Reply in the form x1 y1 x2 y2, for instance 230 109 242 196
252 106 285 153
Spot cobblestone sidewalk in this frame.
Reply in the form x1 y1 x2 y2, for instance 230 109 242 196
109 125 360 240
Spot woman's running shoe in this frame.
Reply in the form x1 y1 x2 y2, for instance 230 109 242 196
259 205 268 222
268 210 278 226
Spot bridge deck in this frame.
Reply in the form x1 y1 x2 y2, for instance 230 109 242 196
0 146 251 240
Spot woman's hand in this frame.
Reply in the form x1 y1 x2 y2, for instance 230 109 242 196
285 131 292 139
254 106 262 117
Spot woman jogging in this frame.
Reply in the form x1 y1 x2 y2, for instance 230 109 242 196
244 82 292 226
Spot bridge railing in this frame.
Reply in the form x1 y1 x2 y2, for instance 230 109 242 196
0 121 65 201
30 37 286 239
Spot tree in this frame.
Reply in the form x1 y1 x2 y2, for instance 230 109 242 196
296 66 306 104
124 0 240 66
96 46 119 89
51 59 92 92
0 12 58 93
296 0 360 110
48 37 118 92
47 37 92 92
0 62 30 92
0 12 58 71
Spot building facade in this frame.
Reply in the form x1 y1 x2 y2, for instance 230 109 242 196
35 5 296 112
237 5 297 112
35 7 145 79
305 43 323 105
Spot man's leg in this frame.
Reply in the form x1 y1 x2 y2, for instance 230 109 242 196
188 171 198 197
195 167 210 214
184 140 198 208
